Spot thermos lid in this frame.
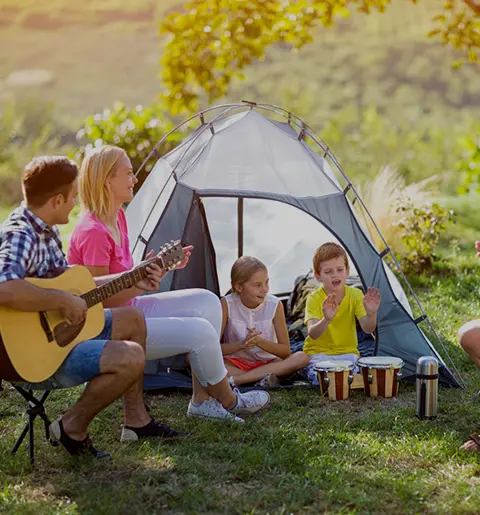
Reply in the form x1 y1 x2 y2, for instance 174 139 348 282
416 356 438 376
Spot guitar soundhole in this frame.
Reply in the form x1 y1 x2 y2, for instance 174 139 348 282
54 320 86 347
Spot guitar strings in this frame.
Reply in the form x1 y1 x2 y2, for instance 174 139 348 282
51 251 183 342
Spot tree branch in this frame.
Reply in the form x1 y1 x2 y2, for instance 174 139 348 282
464 0 480 14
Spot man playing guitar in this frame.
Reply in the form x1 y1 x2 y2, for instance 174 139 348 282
0 156 188 459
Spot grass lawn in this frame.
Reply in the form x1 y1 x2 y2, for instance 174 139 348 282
1 253 480 514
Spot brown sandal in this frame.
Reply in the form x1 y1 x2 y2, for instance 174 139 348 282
460 433 480 452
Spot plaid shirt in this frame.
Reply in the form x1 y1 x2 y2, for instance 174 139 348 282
0 203 67 284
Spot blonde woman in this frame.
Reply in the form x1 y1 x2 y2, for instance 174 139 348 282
68 145 270 425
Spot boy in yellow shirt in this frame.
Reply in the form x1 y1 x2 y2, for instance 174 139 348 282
303 242 381 385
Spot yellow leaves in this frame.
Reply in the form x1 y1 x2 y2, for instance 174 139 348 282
159 0 479 115
428 0 479 64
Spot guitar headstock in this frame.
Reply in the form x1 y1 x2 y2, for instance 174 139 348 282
158 240 185 270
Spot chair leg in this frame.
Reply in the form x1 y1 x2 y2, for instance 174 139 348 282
10 388 52 465
29 410 34 465
10 424 30 456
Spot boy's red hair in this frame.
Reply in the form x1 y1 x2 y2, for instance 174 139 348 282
313 242 349 274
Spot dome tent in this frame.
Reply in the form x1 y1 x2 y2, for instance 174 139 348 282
127 101 463 388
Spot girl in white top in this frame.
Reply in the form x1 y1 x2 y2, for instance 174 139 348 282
221 256 310 387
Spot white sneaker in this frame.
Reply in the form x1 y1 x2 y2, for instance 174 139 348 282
187 398 244 423
229 388 271 416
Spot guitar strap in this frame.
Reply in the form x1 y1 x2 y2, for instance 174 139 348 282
0 334 23 381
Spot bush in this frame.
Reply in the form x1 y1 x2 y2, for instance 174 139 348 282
354 165 438 253
393 198 455 273
457 131 480 195
75 102 187 190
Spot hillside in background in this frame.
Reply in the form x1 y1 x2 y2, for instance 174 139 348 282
0 0 477 130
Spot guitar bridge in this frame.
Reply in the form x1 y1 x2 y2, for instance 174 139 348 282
39 312 54 342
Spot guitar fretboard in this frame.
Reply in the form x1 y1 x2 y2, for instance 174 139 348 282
81 258 160 308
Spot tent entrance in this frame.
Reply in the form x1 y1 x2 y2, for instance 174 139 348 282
198 194 357 297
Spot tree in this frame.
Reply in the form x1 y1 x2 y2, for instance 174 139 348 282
75 102 186 190
159 0 480 114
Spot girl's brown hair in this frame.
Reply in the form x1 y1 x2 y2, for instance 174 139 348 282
230 256 267 293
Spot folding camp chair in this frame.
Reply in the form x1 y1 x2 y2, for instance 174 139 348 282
2 380 58 465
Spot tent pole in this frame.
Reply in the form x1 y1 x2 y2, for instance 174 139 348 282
238 198 244 258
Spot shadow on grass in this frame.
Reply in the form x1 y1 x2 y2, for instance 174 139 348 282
2 379 480 514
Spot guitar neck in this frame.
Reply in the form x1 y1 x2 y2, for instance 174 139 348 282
81 257 163 308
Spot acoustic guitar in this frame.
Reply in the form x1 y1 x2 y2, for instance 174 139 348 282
0 241 184 383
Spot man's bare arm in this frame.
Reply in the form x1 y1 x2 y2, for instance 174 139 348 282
0 280 73 312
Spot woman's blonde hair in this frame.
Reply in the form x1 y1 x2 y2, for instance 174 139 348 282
230 256 267 294
79 145 127 221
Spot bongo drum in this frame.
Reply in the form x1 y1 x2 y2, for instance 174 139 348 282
357 356 404 398
313 360 354 401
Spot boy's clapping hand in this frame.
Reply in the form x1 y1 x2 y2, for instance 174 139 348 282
363 287 381 315
323 293 339 321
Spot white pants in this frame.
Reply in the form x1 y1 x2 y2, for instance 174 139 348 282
131 289 227 387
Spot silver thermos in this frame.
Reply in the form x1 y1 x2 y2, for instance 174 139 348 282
416 356 438 420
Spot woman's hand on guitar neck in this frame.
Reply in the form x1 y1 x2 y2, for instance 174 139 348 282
58 292 88 325
135 250 168 292
174 245 193 270
135 245 194 292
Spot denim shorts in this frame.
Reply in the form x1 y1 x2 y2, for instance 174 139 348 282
21 309 113 390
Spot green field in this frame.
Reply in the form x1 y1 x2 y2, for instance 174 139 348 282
0 0 477 128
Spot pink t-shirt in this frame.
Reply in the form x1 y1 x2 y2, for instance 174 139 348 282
67 208 134 275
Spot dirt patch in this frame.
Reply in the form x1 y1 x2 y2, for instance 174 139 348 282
0 7 20 27
21 11 78 30
95 8 155 24
5 68 54 88
211 479 264 501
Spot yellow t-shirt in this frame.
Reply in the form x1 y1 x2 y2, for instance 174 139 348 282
303 285 367 355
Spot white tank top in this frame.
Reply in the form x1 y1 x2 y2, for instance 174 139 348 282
223 293 279 363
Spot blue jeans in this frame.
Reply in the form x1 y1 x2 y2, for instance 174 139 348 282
21 309 113 390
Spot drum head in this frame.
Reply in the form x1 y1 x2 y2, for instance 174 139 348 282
313 360 354 372
357 356 404 369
